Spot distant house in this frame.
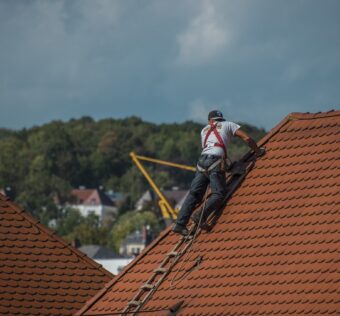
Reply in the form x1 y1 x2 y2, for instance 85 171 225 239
119 227 153 257
78 244 133 275
78 244 120 259
68 188 117 224
135 190 154 210
119 230 145 256
105 190 126 206
135 188 188 211
164 187 189 210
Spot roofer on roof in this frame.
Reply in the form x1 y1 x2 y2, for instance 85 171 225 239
172 110 266 236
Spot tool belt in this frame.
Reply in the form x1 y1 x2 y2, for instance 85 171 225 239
196 154 228 174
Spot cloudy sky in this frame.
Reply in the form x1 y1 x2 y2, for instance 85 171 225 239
0 0 339 130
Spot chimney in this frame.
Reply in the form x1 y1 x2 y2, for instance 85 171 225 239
71 238 81 248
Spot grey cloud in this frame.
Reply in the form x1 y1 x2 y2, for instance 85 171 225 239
0 0 339 130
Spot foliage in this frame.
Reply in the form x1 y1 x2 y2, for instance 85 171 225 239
0 128 14 141
57 208 110 246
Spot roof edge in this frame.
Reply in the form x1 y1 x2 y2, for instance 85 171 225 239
257 113 292 147
289 109 340 120
76 223 173 315
0 194 114 280
257 109 339 147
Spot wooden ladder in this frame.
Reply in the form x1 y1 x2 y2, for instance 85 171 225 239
121 224 199 315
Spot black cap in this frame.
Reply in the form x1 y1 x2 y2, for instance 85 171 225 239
208 110 225 121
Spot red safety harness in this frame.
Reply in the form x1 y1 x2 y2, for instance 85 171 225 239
203 122 227 157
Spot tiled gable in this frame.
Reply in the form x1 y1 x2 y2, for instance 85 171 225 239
0 194 113 315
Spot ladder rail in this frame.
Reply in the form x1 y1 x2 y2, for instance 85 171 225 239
132 235 196 315
121 227 197 315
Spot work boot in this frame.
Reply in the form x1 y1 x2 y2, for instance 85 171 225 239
172 224 189 236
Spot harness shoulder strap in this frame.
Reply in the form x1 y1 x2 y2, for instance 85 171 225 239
203 122 227 157
203 127 213 149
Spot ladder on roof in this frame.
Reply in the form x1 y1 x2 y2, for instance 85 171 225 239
121 223 199 316
121 159 255 316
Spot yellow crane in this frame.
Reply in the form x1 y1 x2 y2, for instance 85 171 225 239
130 152 196 221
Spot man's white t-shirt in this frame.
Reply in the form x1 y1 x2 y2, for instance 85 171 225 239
200 120 241 157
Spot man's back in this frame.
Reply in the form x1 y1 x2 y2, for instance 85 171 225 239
200 120 240 156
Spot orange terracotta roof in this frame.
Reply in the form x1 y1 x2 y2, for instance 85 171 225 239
72 189 95 203
0 194 114 316
78 110 340 316
71 189 114 206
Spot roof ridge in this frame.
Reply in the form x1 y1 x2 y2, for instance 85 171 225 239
256 109 339 148
1 194 114 279
288 109 340 120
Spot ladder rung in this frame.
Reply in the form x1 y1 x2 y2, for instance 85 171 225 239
154 267 168 274
181 235 193 241
141 283 154 290
167 251 179 257
128 300 141 307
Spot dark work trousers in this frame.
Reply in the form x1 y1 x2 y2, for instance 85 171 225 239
176 155 226 227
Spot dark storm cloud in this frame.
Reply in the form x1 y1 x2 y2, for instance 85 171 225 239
0 0 339 130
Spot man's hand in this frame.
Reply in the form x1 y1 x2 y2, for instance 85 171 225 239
256 147 266 158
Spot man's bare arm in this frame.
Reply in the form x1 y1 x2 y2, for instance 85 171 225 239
234 129 265 157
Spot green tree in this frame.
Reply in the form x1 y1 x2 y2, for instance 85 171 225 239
118 167 148 206
0 137 29 190
0 128 14 141
56 208 84 237
28 122 80 184
14 154 71 224
62 212 110 246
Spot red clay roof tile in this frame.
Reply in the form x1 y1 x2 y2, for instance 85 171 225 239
0 194 113 315
78 110 340 316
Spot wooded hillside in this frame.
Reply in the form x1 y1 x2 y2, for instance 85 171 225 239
0 116 265 247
